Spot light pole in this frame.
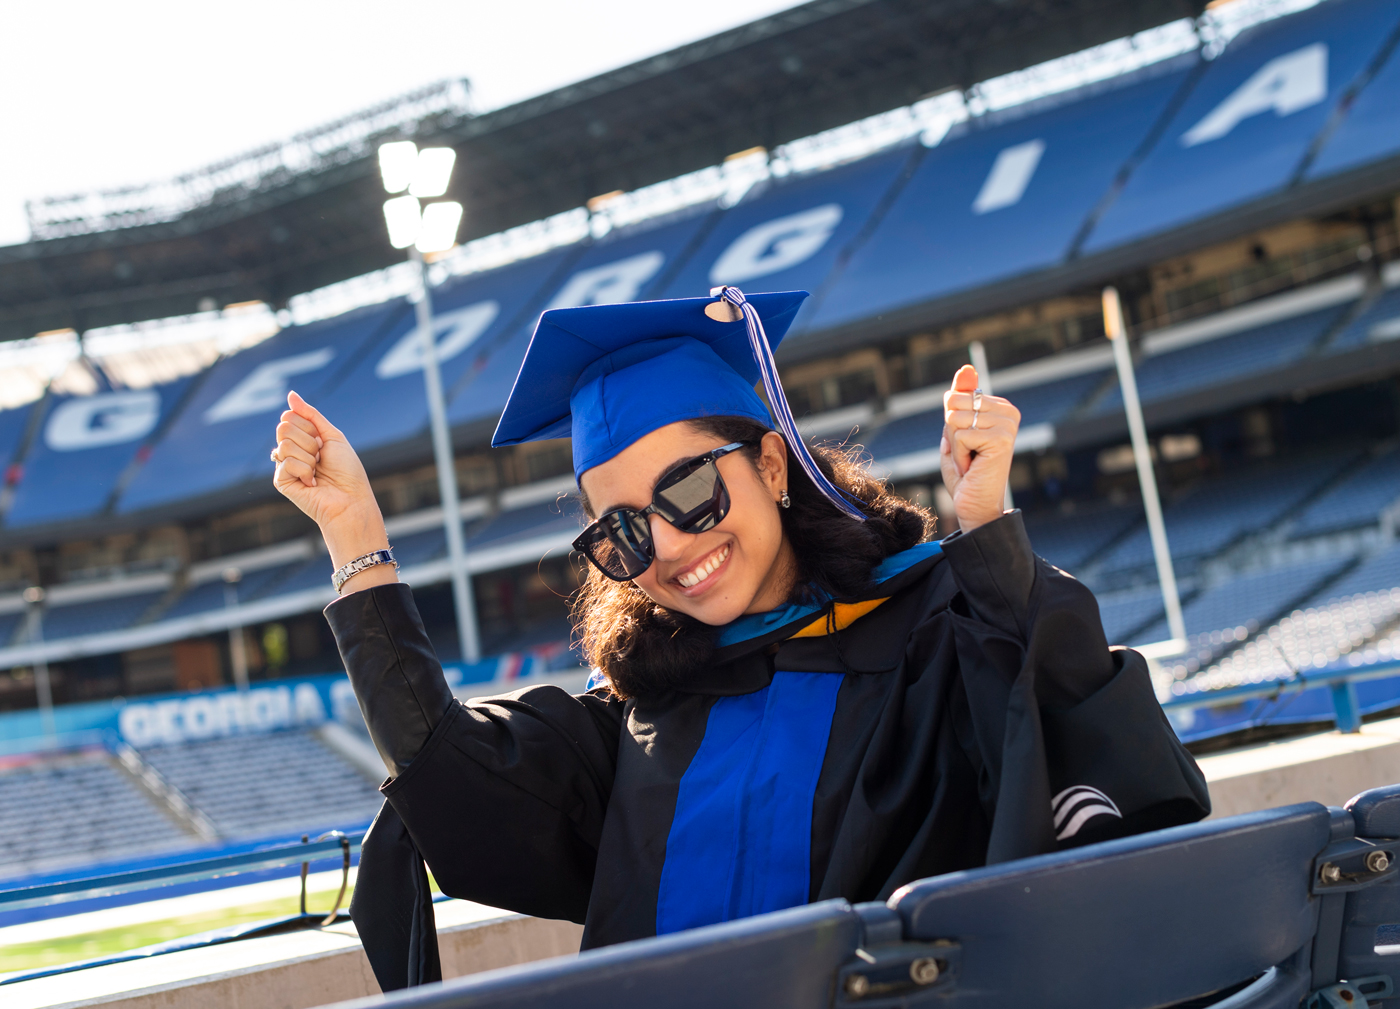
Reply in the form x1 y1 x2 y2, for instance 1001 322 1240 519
377 141 481 664
1102 287 1186 647
222 567 250 690
23 587 55 743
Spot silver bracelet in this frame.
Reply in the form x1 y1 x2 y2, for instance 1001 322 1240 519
332 548 398 593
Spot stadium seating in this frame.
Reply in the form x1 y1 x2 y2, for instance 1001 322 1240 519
4 376 194 528
137 728 381 840
40 591 166 641
0 750 195 879
1135 553 1352 656
1094 585 1170 647
1082 0 1400 251
1022 504 1142 576
810 56 1199 331
1196 543 1400 688
1095 454 1354 579
1331 283 1400 350
160 561 307 621
1090 303 1354 416
1290 443 1400 538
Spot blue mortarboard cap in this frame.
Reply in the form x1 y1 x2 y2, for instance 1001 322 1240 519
493 292 808 477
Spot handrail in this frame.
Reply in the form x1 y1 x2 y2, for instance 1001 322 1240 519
0 833 363 912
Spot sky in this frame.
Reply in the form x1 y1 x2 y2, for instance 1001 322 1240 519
0 0 803 247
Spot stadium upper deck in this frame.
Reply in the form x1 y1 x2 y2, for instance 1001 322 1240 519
0 0 1398 713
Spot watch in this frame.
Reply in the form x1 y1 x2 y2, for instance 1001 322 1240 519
332 548 398 593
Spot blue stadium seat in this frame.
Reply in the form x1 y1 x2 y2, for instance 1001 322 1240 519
810 57 1197 332
863 371 1107 467
117 301 404 513
351 788 1400 1009
1135 554 1351 647
1305 6 1400 181
40 591 166 640
161 561 308 621
334 248 577 453
0 401 36 482
1093 304 1352 415
1291 444 1400 537
444 209 720 432
1098 455 1353 576
1330 285 1400 351
6 377 194 528
657 146 921 330
468 500 579 552
1094 586 1167 646
1084 0 1400 253
1023 504 1142 575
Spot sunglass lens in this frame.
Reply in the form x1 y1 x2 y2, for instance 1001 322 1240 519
583 511 653 580
654 461 728 533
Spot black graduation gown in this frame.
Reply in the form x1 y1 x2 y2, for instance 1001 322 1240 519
325 511 1210 991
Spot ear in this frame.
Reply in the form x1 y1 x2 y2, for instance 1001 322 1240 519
756 431 789 499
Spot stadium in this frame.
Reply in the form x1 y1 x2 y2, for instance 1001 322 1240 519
3 0 1400 1004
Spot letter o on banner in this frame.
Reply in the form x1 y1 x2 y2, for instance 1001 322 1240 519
119 704 157 748
709 204 843 286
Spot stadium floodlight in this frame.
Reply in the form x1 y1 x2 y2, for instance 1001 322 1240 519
376 141 481 663
378 141 420 194
416 201 463 254
382 194 422 250
1103 286 1186 649
408 148 457 198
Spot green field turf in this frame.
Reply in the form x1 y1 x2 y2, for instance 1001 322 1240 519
0 885 355 974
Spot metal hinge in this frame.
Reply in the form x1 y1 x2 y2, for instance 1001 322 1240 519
835 940 960 1007
1312 838 1397 894
1306 975 1394 1008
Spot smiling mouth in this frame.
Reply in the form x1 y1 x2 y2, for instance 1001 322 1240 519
675 544 730 589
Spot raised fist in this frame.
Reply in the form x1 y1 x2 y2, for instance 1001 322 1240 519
940 364 1020 533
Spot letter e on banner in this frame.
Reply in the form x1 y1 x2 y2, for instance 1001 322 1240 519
709 204 843 286
204 348 334 423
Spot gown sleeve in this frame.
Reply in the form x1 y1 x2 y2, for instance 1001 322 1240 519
937 511 1210 864
323 583 623 990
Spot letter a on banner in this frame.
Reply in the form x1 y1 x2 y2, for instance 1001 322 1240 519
1181 43 1328 147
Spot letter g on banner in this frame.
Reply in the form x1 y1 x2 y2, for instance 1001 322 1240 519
46 389 160 451
709 204 843 286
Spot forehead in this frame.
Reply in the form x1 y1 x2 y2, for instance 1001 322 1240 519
580 421 724 512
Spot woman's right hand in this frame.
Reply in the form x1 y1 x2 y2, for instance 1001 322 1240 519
272 392 395 582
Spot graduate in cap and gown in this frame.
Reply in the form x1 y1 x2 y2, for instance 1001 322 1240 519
270 287 1210 991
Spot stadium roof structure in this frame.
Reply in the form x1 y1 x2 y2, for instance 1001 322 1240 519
0 0 1208 343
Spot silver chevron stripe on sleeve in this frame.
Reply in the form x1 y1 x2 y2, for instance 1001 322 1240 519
1052 785 1123 841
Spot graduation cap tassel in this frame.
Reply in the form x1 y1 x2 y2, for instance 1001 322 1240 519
713 286 869 523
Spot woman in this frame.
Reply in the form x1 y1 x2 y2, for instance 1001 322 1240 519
271 288 1208 991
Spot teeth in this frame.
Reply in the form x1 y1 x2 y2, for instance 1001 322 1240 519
677 545 729 588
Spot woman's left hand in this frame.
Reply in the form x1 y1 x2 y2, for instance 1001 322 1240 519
941 364 1020 533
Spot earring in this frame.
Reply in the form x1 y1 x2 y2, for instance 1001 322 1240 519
780 490 791 509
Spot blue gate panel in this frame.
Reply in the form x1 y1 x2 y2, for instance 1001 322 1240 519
117 302 402 514
330 248 577 452
6 378 193 527
1084 0 1400 253
447 211 717 429
1306 17 1400 179
811 59 1196 332
655 147 919 322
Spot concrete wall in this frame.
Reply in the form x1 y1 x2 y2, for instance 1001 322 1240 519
6 900 582 1009
1198 714 1400 818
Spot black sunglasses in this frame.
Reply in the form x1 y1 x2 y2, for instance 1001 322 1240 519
574 442 750 581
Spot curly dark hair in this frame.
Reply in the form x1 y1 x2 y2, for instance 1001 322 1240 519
572 416 936 701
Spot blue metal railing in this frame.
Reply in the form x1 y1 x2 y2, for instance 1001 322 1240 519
1161 658 1400 739
0 832 363 913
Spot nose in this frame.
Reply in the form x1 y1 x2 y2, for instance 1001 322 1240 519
648 514 691 563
